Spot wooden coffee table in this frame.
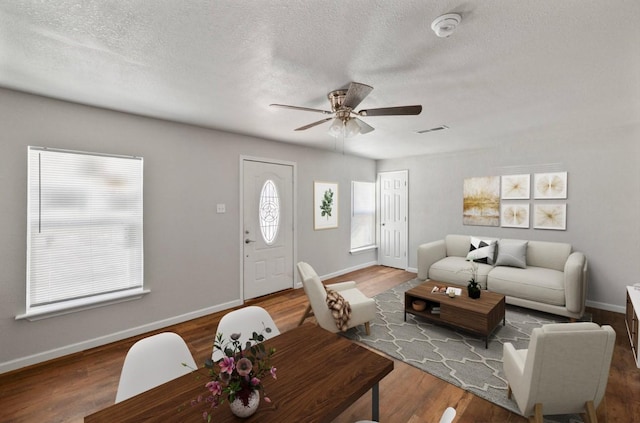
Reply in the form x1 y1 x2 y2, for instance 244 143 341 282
404 280 506 348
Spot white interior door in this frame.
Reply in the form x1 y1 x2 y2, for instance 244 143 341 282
242 159 294 300
378 170 408 269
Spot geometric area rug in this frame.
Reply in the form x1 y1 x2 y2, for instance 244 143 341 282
341 279 584 423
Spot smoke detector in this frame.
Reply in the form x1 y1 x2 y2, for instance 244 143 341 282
431 13 462 38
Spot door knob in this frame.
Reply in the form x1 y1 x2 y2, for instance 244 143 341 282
245 239 256 244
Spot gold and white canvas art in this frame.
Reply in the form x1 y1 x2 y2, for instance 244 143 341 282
501 203 530 228
463 176 500 227
501 174 530 199
534 203 567 230
534 172 567 199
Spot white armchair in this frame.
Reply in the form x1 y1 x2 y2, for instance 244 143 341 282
297 262 376 335
503 322 615 423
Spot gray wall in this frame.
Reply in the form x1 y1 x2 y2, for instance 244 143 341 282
0 88 377 372
378 124 640 312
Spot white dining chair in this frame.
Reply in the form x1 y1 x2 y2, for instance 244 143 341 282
438 406 456 423
115 332 197 403
355 406 455 423
212 305 280 362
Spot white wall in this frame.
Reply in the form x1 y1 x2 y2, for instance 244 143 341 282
378 123 640 313
0 88 377 373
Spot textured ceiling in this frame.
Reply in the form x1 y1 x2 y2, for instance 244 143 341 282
1 1 639 159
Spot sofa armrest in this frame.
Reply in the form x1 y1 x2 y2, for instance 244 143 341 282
417 239 447 280
564 252 587 315
325 281 357 292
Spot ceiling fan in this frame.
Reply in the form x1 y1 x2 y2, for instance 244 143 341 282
270 82 422 138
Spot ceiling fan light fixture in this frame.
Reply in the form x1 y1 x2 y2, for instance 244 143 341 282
273 82 423 137
344 118 361 138
431 13 461 38
328 117 344 138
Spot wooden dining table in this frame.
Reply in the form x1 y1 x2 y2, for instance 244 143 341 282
85 323 394 422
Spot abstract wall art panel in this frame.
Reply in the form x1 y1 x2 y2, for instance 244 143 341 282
463 176 500 227
534 172 568 199
501 202 530 228
533 203 567 230
501 174 530 199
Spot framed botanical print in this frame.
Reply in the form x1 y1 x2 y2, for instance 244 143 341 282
314 181 338 230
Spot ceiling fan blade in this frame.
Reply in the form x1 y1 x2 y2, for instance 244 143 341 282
354 118 375 134
294 117 334 131
342 82 373 109
270 104 332 115
357 105 422 116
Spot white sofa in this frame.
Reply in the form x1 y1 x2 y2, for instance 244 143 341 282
417 235 588 319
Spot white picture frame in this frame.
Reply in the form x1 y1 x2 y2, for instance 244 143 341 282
314 181 338 230
534 172 568 199
501 202 530 228
534 203 567 230
501 174 530 199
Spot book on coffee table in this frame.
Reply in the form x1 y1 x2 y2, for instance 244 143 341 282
445 287 462 296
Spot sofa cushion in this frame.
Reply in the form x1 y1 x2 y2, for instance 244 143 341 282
429 256 492 289
495 239 528 268
466 236 497 265
526 240 572 272
488 266 565 306
445 234 472 257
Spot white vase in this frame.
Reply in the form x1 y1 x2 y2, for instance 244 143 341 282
229 390 260 418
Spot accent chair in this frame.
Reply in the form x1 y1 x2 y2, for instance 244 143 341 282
503 322 615 423
296 261 375 335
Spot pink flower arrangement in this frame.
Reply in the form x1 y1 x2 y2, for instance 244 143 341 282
189 328 277 421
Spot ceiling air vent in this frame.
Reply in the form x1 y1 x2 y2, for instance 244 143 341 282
417 125 449 134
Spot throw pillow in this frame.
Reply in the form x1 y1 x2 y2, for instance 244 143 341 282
466 236 497 265
495 239 528 268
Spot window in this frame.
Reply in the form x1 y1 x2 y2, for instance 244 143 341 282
20 147 144 320
259 179 280 245
350 181 376 252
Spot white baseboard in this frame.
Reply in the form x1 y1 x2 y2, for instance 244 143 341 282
406 266 418 274
3 262 379 375
0 299 242 375
320 261 379 280
3 273 624 375
586 299 625 314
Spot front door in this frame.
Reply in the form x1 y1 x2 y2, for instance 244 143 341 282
242 159 294 300
378 170 408 269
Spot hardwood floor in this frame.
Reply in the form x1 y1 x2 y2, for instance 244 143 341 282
1 266 638 422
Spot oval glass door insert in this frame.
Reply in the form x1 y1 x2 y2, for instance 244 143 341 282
259 180 280 244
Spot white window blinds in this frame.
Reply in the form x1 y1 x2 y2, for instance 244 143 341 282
350 181 376 251
25 147 144 318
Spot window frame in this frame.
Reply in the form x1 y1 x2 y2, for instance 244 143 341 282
350 180 377 254
17 146 147 321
